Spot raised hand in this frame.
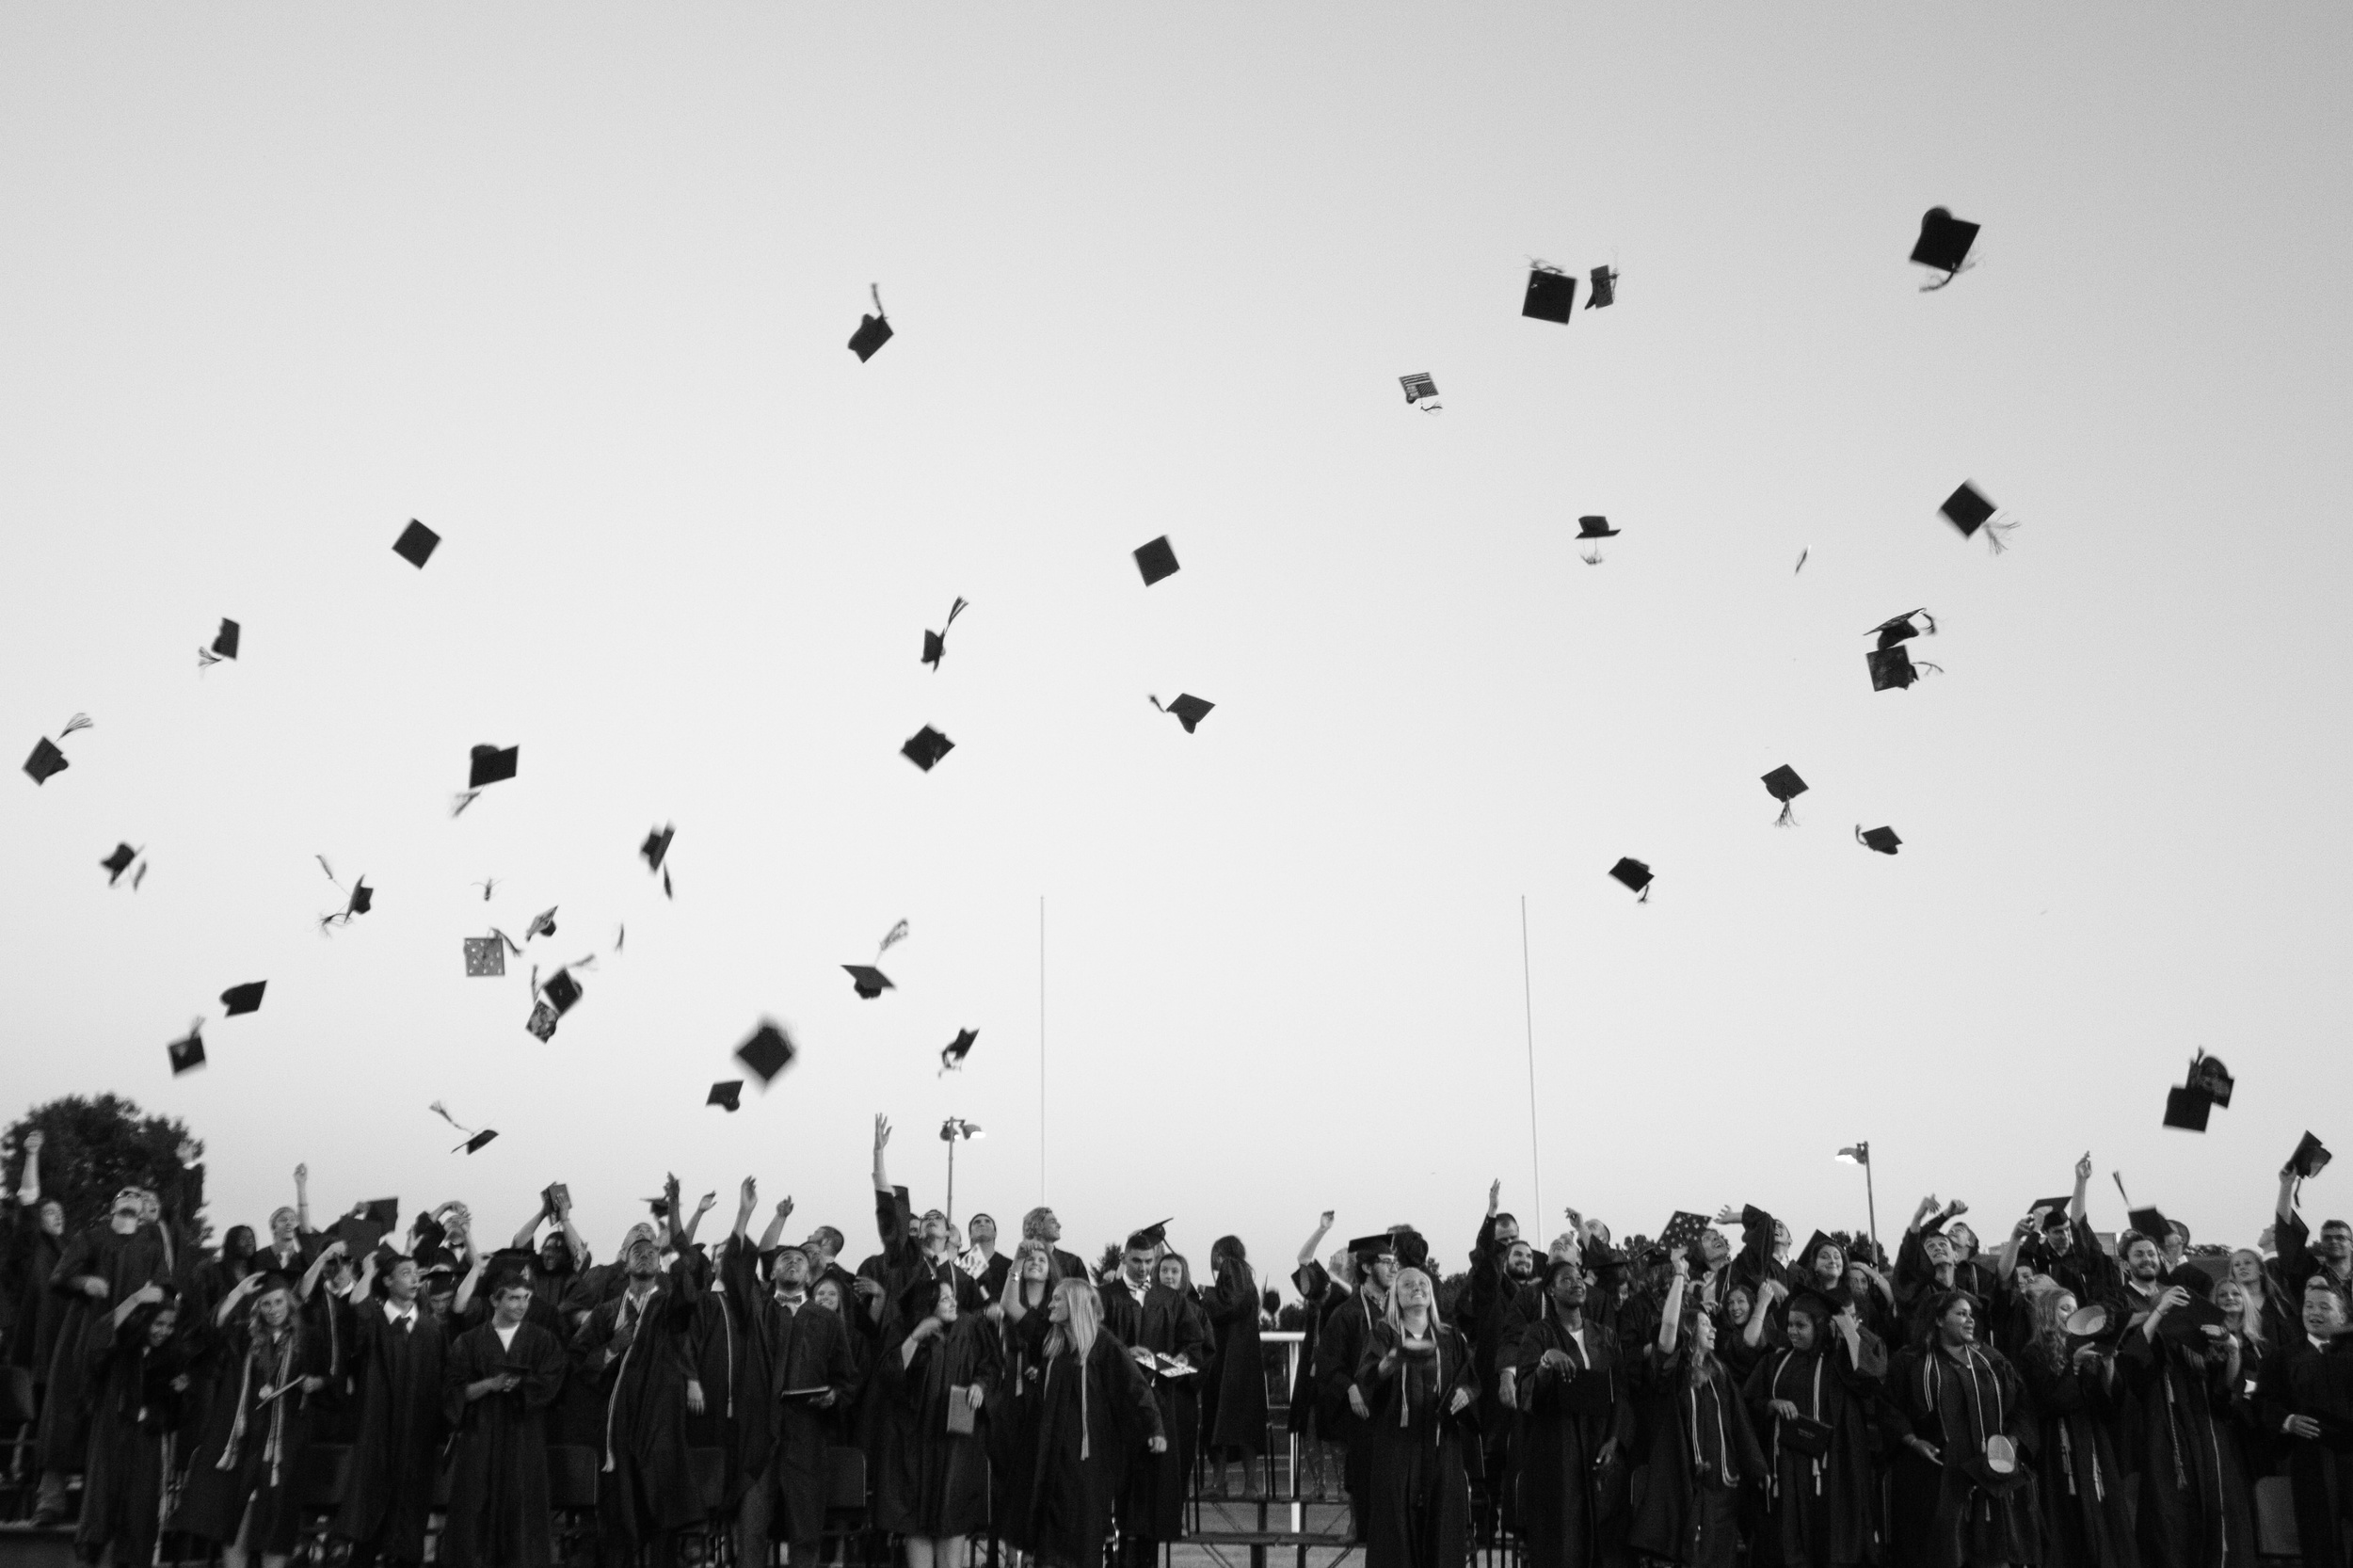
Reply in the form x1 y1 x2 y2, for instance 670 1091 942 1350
695 1192 717 1218
873 1113 892 1150
24 1130 42 1153
2075 1152 2093 1183
776 1197 795 1222
740 1177 758 1209
1317 1210 1335 1231
1714 1205 1741 1226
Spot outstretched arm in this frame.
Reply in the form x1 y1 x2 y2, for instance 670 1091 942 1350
295 1163 312 1234
1298 1210 1335 1270
510 1206 545 1252
759 1196 794 1253
2070 1153 2091 1226
732 1177 757 1242
556 1193 588 1270
297 1240 345 1303
16 1130 40 1207
872 1115 893 1194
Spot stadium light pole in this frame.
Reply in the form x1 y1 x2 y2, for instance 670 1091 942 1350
941 1118 984 1225
1835 1143 1878 1266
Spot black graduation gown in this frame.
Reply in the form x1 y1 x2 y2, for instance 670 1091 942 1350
2281 1335 2353 1568
1511 1312 1630 1568
1741 1331 1885 1568
1102 1280 1209 1541
332 1304 449 1561
877 1311 1000 1536
1289 1262 1335 1434
305 1284 362 1445
2114 1328 2254 1568
1317 1287 1384 1524
6 1221 64 1386
169 1318 331 1553
571 1256 707 1543
1203 1261 1267 1456
1354 1318 1478 1568
2016 1347 2137 1568
75 1321 191 1568
1884 1343 2038 1568
990 1306 1053 1552
749 1294 856 1547
1625 1348 1766 1568
686 1253 760 1506
39 1222 168 1472
1017 1332 1163 1568
440 1320 568 1568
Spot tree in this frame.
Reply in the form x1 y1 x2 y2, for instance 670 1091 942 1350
1094 1240 1122 1284
1828 1229 1887 1271
3 1095 209 1256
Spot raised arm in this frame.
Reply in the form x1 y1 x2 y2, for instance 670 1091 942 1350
556 1191 588 1269
510 1204 546 1252
295 1162 312 1234
2070 1152 2091 1226
350 1250 377 1305
453 1246 489 1320
1298 1209 1336 1271
16 1130 40 1208
662 1174 687 1252
1657 1259 1689 1356
680 1190 716 1246
759 1196 794 1253
872 1114 893 1194
110 1281 166 1330
297 1239 345 1303
732 1177 757 1242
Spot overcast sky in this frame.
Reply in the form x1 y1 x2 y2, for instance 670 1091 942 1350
5 5 2348 1279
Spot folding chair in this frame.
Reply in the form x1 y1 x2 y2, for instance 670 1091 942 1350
820 1448 869 1568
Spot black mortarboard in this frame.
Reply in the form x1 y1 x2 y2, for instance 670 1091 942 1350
1857 824 1902 856
468 744 519 789
1798 1231 1843 1272
938 1027 978 1074
2291 1132 2333 1180
523 906 557 941
1150 694 1214 733
361 1197 400 1230
102 843 140 885
334 1214 385 1260
1762 765 1807 825
1133 536 1180 586
1576 515 1619 538
220 981 266 1016
2063 1302 2113 1345
921 597 968 670
523 1000 559 1041
735 1020 797 1083
541 968 583 1016
24 737 68 785
1868 646 1920 691
842 965 894 1000
2127 1206 2174 1242
1910 207 1980 280
1785 1289 1839 1326
347 881 373 917
902 727 954 771
707 1080 743 1112
1609 856 1653 901
1940 482 1997 539
210 619 241 661
1587 264 1617 310
458 1129 498 1155
2157 1290 2230 1345
641 825 674 873
2188 1052 2233 1108
167 1029 205 1076
2028 1196 2072 1227
1870 609 1936 649
1127 1219 1171 1250
848 284 892 362
1400 372 1439 406
392 520 440 569
1657 1211 1709 1255
2163 1085 2212 1132
463 936 505 977
1522 264 1577 324
1348 1233 1399 1261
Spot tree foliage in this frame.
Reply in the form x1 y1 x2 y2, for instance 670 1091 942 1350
3 1094 209 1254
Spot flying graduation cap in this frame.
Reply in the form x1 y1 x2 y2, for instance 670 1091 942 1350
167 1021 206 1076
1939 482 2018 554
316 856 374 932
1865 610 1944 691
101 842 147 888
431 1102 497 1155
1576 514 1619 565
922 599 969 670
902 727 954 772
842 965 893 1000
707 1080 744 1113
735 1019 798 1084
2289 1132 2332 1181
540 968 583 1016
392 520 440 569
1587 264 1617 309
641 825 675 899
2161 1050 2235 1133
1856 825 1902 856
1133 536 1180 586
462 936 508 977
452 744 520 816
219 981 267 1016
1910 207 1980 290
938 1027 979 1075
1148 694 1214 734
1522 264 1577 323
23 713 93 786
198 618 240 669
1609 856 1654 902
1400 373 1440 409
1762 765 1808 826
848 284 893 361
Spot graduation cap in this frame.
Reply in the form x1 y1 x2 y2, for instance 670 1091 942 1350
1910 207 1980 287
2157 1289 2231 1345
220 981 266 1016
167 1025 206 1076
198 618 240 668
938 1027 978 1075
458 1130 498 1155
430 1101 496 1153
902 726 954 771
392 520 440 568
842 965 894 1000
1609 856 1653 902
707 1080 744 1112
1797 1230 1844 1272
1867 646 1925 691
1126 1218 1172 1251
1399 372 1440 408
333 1214 385 1260
1133 536 1180 586
1577 516 1619 538
1657 1210 1710 1256
456 936 504 977
2126 1206 2176 1243
102 842 143 886
1939 482 2017 553
921 598 968 670
315 856 373 931
540 968 583 1016
469 744 519 789
1870 609 1937 649
2027 1196 2073 1229
1587 264 1617 310
23 714 92 786
2290 1132 2332 1181
1856 824 1902 856
1762 765 1807 826
1348 1232 1400 1262
848 284 893 361
2164 1085 2213 1132
520 905 557 943
1148 694 1214 733
2187 1051 2233 1108
361 1197 400 1231
523 1000 559 1041
735 1019 798 1083
1522 264 1577 323
640 824 674 874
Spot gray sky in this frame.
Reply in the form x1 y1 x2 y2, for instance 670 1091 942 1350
5 5 2349 1276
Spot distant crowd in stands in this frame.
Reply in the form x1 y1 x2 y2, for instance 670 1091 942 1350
6 1122 2353 1568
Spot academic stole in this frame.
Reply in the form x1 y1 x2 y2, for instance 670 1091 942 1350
1767 1350 1826 1499
602 1289 657 1474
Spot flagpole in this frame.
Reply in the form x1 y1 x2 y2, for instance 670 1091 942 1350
1038 895 1047 1205
1522 896 1542 1221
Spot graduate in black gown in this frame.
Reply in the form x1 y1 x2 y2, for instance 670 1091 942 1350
332 1251 449 1568
1355 1265 1478 1568
1155 1252 1214 1515
737 1242 856 1568
74 1282 188 1568
440 1270 568 1568
1511 1256 1630 1568
2113 1250 2256 1568
1015 1278 1165 1568
1203 1235 1268 1493
1097 1226 1200 1568
37 1188 170 1526
169 1272 330 1568
990 1241 1062 1560
1741 1289 1885 1568
2269 1280 2353 1568
2015 1286 2136 1568
1625 1259 1765 1568
1319 1232 1397 1543
877 1274 1000 1562
1884 1290 2038 1568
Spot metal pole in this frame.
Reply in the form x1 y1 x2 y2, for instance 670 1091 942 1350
1521 896 1542 1222
946 1137 956 1228
1039 896 1047 1205
1865 1146 1880 1267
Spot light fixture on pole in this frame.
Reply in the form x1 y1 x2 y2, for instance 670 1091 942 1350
1834 1142 1877 1266
940 1117 984 1225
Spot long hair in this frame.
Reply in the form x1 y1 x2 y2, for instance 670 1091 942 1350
1045 1277 1099 1363
1013 1238 1062 1305
1676 1308 1721 1391
2216 1280 2266 1349
1159 1251 1195 1294
2027 1287 2073 1371
1211 1234 1253 1297
1384 1267 1435 1338
246 1279 303 1362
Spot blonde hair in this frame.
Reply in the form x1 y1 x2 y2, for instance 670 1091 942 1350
1045 1277 1099 1363
1384 1266 1435 1337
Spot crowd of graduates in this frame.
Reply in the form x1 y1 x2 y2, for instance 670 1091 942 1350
6 1121 2353 1568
